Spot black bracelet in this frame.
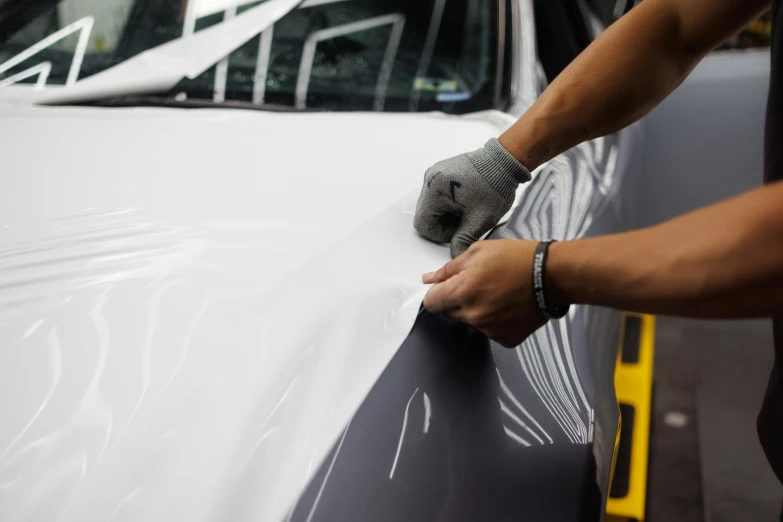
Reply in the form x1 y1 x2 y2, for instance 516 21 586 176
532 241 570 320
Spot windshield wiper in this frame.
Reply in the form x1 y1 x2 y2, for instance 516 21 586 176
37 0 304 106
83 94 311 112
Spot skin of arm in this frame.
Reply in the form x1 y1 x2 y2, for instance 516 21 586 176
498 0 772 171
547 181 783 319
421 0 780 347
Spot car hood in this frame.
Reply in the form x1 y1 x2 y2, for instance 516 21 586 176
0 102 516 522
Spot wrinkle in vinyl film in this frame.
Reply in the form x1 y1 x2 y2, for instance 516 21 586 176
0 209 230 521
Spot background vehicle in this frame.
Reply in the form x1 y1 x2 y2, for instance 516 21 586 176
0 1 650 520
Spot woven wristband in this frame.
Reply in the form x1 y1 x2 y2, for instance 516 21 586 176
532 241 570 320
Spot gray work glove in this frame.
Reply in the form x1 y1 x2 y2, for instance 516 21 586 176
414 138 532 258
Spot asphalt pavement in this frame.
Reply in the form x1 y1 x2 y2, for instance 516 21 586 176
648 317 783 522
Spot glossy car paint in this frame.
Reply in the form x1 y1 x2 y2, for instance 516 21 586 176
0 1 646 520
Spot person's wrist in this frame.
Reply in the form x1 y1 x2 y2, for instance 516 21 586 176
531 241 571 319
467 139 531 202
544 240 574 309
498 130 541 173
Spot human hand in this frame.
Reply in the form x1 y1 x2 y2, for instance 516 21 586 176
413 139 531 258
421 239 551 348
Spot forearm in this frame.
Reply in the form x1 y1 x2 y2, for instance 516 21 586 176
500 0 771 171
548 182 783 318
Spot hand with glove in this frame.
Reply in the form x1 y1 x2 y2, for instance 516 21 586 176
413 138 532 258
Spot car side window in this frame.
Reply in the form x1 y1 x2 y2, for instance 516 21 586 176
533 0 591 84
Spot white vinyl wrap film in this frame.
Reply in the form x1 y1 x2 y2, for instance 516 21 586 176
36 0 305 106
0 103 522 522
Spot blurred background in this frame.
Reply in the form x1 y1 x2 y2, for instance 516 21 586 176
604 4 783 522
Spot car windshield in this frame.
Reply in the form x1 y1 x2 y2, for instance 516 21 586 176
0 0 505 112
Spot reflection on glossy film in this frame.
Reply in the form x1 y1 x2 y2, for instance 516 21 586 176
497 136 619 243
498 398 544 445
108 486 145 521
503 425 531 446
304 415 353 522
126 279 181 428
489 136 620 446
22 318 44 339
422 392 432 435
518 334 588 443
151 299 212 407
0 213 201 322
516 343 574 442
0 329 62 467
554 319 591 414
389 387 419 480
0 209 203 521
496 368 553 444
540 322 588 440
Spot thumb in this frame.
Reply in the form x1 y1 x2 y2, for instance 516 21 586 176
450 204 506 258
450 227 479 259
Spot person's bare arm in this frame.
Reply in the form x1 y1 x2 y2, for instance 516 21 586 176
499 0 772 171
548 181 783 319
414 0 771 257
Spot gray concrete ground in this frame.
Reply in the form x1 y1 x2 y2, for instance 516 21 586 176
649 317 782 522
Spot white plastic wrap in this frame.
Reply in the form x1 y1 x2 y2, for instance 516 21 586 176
0 103 518 521
37 0 304 106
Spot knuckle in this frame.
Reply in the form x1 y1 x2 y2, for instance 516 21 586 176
452 288 467 304
424 167 445 187
467 241 482 254
453 283 473 303
463 287 480 306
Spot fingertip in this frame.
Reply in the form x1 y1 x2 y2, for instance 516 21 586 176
422 271 435 283
421 290 433 312
422 282 442 313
